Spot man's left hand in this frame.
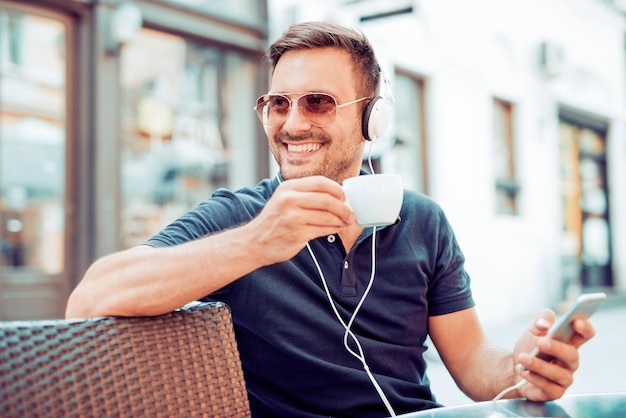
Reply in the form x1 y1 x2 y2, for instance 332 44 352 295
512 309 596 401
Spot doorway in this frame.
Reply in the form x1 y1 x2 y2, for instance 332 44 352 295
0 1 75 319
559 115 613 295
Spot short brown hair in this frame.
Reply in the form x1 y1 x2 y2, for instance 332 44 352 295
266 21 381 98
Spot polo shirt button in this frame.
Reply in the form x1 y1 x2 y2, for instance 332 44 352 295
344 261 349 270
327 235 336 243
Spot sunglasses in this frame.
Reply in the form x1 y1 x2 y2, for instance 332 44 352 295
254 92 370 128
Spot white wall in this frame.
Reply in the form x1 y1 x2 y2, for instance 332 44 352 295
269 0 626 325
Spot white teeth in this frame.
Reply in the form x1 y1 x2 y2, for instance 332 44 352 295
287 143 322 153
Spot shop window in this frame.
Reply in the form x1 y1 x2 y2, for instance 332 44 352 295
0 10 66 274
493 98 519 215
0 11 22 68
120 28 231 248
389 71 428 194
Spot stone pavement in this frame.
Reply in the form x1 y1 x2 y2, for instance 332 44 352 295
424 294 626 406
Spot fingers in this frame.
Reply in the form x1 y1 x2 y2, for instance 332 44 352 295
516 319 590 402
517 364 571 401
519 336 580 372
517 347 576 401
572 318 596 343
513 309 596 402
273 176 355 226
252 176 357 258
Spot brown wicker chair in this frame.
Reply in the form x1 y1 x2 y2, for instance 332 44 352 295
0 301 251 418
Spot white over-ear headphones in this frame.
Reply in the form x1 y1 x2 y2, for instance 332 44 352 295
361 73 393 141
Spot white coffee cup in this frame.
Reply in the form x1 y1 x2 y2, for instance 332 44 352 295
342 174 403 227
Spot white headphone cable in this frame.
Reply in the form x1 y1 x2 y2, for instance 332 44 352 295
305 227 396 417
366 139 375 174
273 157 395 415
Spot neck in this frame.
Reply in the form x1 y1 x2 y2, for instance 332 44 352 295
338 224 364 253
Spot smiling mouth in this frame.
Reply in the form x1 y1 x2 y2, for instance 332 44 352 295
286 143 323 153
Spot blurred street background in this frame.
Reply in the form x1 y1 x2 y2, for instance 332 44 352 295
1 0 625 396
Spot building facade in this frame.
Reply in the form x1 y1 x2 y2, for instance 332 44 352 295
2 0 625 324
0 0 270 319
269 0 626 324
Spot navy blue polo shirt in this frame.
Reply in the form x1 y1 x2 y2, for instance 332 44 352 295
147 175 474 417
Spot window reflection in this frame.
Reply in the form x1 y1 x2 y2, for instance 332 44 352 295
392 72 427 193
120 28 229 248
493 99 519 215
0 11 66 274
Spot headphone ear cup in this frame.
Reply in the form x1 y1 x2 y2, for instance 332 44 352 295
361 96 390 141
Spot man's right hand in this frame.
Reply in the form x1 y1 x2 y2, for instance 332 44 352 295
247 176 355 266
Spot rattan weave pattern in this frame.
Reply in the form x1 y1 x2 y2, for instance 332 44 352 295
0 301 251 418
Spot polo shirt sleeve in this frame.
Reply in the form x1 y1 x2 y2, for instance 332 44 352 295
145 182 272 247
426 206 474 317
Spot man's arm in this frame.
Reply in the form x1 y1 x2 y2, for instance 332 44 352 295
65 225 271 318
428 307 595 402
428 308 516 401
65 176 355 318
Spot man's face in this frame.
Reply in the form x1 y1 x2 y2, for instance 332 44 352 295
267 47 366 183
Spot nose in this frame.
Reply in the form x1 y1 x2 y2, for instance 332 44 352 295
282 100 312 134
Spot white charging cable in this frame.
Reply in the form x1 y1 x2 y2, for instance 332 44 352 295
492 378 528 401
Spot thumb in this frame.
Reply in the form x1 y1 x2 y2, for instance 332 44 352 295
529 308 555 337
514 308 555 360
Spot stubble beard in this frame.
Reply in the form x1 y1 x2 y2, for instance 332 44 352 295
272 129 363 183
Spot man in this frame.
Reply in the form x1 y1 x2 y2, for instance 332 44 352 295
66 21 596 417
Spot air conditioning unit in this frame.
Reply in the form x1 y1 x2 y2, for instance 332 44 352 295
539 41 565 77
